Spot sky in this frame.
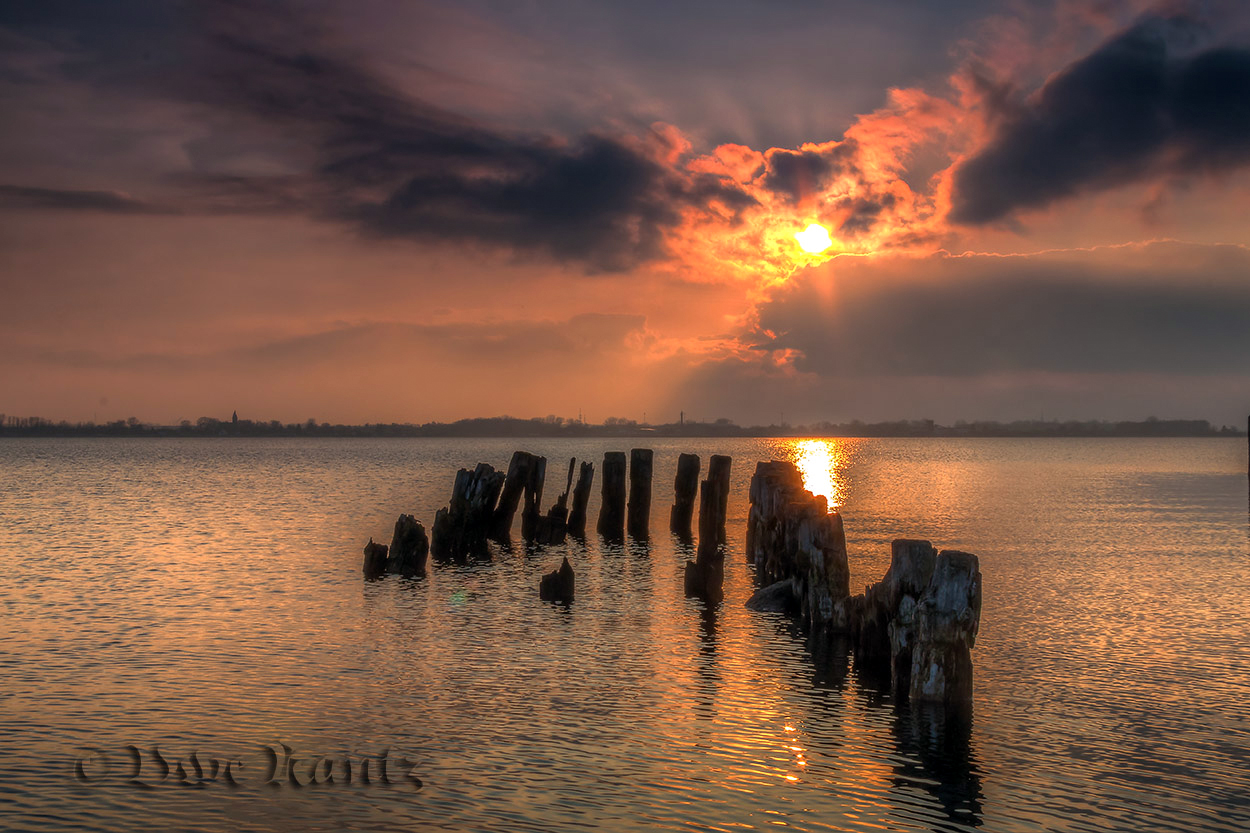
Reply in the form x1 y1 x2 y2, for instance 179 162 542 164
1 0 1249 426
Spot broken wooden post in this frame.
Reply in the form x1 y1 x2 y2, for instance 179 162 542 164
627 448 653 539
539 556 575 603
597 451 627 540
491 451 536 541
520 455 547 541
871 539 939 698
909 550 981 709
567 460 595 537
431 462 505 561
739 461 983 712
744 460 849 625
818 537 982 711
531 458 574 545
683 475 726 603
708 454 732 544
386 513 429 577
362 538 388 578
669 452 700 538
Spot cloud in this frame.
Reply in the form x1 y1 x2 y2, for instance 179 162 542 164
760 143 858 204
12 312 649 372
655 241 1250 424
0 0 971 282
0 184 160 213
950 7 1250 223
0 1 757 272
156 5 758 271
748 242 1250 378
1 311 654 422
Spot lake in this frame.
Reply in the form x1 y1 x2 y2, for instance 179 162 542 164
1 437 1247 832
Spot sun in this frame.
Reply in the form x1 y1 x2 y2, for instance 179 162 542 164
794 223 833 254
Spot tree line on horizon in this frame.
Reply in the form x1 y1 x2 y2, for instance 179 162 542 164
0 413 1242 438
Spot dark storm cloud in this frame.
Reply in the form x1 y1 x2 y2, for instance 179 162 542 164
0 1 755 271
837 194 895 234
752 243 1250 376
951 9 1250 223
761 143 857 203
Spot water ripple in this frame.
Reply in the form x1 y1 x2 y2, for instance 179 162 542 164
0 437 1247 832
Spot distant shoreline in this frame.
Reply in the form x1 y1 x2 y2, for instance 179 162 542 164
0 416 1242 439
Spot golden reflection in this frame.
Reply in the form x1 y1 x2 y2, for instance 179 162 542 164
789 439 850 509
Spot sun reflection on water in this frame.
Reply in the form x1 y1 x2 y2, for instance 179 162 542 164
788 439 852 509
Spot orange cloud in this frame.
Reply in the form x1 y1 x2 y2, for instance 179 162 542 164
654 85 968 288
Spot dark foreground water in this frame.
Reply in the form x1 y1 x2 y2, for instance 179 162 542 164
1 437 1247 832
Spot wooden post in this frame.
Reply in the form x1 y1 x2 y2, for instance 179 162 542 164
627 448 653 539
708 454 732 544
684 475 726 603
520 455 547 541
597 451 627 540
909 549 982 709
669 453 700 537
492 451 534 540
532 458 575 546
431 463 505 560
386 513 429 577
744 460 849 622
539 557 575 604
362 538 388 578
562 457 576 503
568 461 595 537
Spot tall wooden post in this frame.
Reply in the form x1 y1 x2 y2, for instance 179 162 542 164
627 448 653 539
669 453 700 537
520 455 547 541
708 454 732 545
568 461 595 537
492 451 534 540
684 474 727 603
597 452 627 540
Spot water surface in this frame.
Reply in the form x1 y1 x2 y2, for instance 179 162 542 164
1 437 1247 832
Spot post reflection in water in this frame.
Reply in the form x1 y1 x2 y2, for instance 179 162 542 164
693 603 722 723
744 616 984 829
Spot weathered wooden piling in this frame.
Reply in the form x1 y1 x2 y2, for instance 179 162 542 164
386 513 429 577
567 460 595 537
683 477 726 602
669 452 700 537
597 451 627 540
519 455 548 541
744 460 849 623
828 539 984 708
708 454 732 544
740 459 981 710
909 550 982 707
530 458 574 545
431 462 505 560
492 451 538 540
362 538 388 578
627 448 653 539
539 556 575 604
833 539 981 705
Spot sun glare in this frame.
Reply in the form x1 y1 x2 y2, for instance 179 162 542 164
794 223 832 254
791 439 849 509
